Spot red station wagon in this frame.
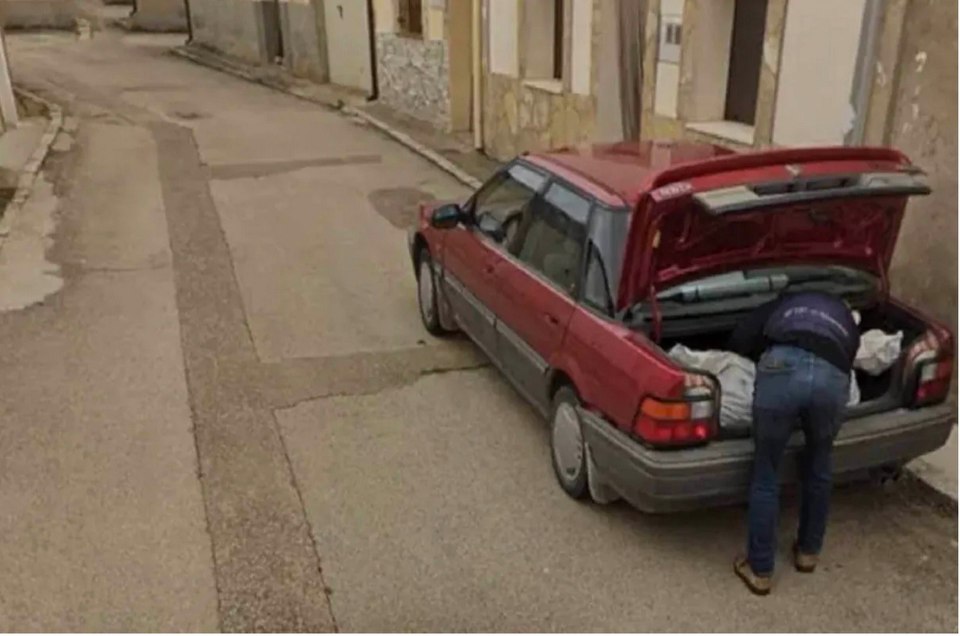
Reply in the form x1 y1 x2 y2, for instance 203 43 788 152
407 142 954 512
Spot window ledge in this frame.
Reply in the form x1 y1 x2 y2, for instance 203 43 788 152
522 78 564 95
685 121 755 146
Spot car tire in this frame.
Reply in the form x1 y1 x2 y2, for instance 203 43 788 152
416 248 446 336
550 386 589 500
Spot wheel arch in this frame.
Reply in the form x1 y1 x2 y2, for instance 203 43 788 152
411 232 429 273
547 369 574 401
545 351 593 408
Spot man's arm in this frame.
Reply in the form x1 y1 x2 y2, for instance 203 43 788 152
727 299 778 361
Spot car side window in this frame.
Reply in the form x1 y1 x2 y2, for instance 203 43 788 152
582 205 630 315
470 163 545 245
512 183 589 296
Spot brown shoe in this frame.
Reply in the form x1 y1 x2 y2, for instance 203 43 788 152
734 556 772 596
793 543 819 573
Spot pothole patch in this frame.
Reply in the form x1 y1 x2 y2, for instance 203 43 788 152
368 188 437 230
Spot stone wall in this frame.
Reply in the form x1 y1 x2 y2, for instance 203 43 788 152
131 0 186 32
189 0 264 64
189 0 328 82
0 0 80 29
887 0 957 351
279 0 327 82
482 73 595 161
375 32 449 130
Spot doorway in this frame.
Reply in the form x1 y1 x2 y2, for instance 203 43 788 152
323 0 374 93
724 0 768 125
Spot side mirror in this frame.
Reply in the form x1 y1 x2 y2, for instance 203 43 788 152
430 204 464 230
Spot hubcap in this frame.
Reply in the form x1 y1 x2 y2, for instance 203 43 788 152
418 260 435 323
552 403 583 483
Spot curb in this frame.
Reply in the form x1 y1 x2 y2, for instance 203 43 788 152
170 45 344 109
898 470 958 515
906 458 957 504
905 424 957 503
170 45 483 190
0 88 64 244
341 106 483 190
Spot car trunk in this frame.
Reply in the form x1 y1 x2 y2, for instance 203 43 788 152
652 298 928 436
614 150 938 440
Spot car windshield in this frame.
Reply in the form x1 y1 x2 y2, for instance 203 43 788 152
656 265 879 304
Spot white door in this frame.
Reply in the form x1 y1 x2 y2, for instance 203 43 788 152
323 0 373 93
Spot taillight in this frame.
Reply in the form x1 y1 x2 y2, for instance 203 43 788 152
906 332 953 406
633 373 718 448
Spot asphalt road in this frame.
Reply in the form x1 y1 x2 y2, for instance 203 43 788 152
0 28 955 632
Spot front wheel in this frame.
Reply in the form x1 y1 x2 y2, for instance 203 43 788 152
417 248 445 335
550 386 589 499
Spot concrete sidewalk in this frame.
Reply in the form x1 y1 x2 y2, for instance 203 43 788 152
0 89 62 242
0 116 45 196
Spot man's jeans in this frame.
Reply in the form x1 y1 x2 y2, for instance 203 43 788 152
748 345 850 575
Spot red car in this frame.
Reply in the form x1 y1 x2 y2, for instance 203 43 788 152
407 142 954 512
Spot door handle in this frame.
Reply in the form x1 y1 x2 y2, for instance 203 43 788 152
544 312 560 326
484 264 496 275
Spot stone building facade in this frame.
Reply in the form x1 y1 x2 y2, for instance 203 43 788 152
639 0 942 152
188 0 272 66
0 0 80 29
480 0 605 161
130 0 186 32
188 0 338 86
181 0 624 159
885 0 957 346
371 0 452 131
0 27 16 133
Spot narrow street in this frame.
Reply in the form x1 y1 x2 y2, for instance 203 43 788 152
0 29 955 632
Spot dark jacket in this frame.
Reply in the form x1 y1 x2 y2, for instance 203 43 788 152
727 291 859 373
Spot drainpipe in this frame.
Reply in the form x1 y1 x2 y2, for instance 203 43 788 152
366 0 379 100
273 0 284 63
847 0 884 145
471 0 483 149
183 0 193 44
0 29 18 129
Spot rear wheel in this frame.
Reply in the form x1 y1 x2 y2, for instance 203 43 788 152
417 248 445 335
550 386 589 499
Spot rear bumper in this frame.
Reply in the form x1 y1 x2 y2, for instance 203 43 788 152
581 404 955 513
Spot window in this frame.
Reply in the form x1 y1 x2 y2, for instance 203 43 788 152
677 0 767 139
582 205 630 315
654 0 683 117
512 183 589 295
522 0 566 83
397 0 423 36
551 0 564 80
470 163 545 245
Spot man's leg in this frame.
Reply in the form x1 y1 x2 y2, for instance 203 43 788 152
747 357 801 576
797 364 849 556
747 405 793 574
